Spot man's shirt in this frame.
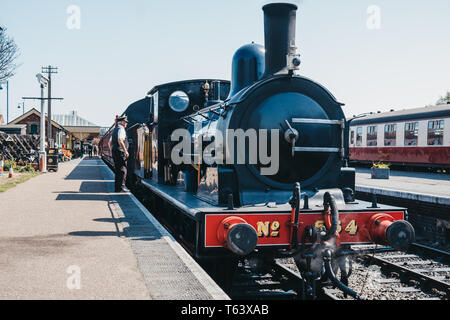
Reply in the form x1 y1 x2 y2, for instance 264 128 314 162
110 124 127 152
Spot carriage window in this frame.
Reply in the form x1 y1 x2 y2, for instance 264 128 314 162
404 122 419 146
367 125 378 146
427 120 444 146
356 127 362 146
384 124 397 146
350 130 355 145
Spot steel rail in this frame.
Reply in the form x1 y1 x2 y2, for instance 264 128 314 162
361 253 450 298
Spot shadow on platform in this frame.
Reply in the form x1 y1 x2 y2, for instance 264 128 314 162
68 231 120 237
65 158 108 180
59 157 163 242
56 194 110 201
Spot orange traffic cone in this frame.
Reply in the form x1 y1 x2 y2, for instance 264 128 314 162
8 167 13 178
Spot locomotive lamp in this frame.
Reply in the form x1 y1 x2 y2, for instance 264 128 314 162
287 40 301 74
202 81 210 105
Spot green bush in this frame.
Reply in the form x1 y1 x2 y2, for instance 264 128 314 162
3 160 17 171
18 164 35 173
1 160 35 173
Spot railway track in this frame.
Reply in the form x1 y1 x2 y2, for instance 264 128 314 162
226 243 449 300
226 259 336 300
343 243 450 300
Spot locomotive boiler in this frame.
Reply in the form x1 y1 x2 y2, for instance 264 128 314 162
101 3 415 299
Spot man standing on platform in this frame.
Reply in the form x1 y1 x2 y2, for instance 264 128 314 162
108 116 129 192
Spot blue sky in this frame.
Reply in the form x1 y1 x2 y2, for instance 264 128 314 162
1 0 449 126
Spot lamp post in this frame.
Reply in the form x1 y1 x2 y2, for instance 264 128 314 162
36 73 49 173
0 80 9 123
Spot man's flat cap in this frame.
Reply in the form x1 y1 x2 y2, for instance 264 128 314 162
116 116 128 122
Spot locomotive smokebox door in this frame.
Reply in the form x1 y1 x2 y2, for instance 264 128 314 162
47 148 59 172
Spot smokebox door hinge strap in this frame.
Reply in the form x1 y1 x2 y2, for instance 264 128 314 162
290 118 345 157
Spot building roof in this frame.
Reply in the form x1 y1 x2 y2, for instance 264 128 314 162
52 111 98 127
8 108 66 131
0 124 27 129
350 104 450 126
0 124 27 134
63 126 100 133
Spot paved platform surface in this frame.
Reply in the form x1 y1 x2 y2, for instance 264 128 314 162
356 168 450 205
0 157 228 300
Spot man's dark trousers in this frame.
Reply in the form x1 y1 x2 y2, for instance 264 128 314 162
112 150 127 192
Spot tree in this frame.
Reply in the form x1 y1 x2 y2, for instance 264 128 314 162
0 27 20 82
436 91 450 105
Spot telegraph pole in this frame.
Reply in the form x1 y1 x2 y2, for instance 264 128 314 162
42 66 58 147
23 93 63 171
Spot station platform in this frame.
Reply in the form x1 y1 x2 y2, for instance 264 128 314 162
355 168 450 206
0 157 228 300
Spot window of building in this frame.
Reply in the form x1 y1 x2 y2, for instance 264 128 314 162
427 120 444 146
367 125 378 146
384 124 397 146
356 127 363 146
404 122 419 146
30 124 38 135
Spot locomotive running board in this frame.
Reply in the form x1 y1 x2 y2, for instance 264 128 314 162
140 178 302 219
141 179 203 221
140 178 405 217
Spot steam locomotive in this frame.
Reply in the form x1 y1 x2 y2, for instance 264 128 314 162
101 3 415 299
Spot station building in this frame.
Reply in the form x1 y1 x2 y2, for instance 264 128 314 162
5 109 100 151
52 110 101 149
7 108 68 147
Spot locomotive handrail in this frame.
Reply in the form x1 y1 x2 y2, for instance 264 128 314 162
292 118 341 125
180 104 227 123
293 147 340 153
290 118 345 158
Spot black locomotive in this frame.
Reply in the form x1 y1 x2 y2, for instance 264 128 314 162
101 3 415 299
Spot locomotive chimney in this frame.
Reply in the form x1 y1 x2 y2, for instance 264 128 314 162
263 3 298 76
